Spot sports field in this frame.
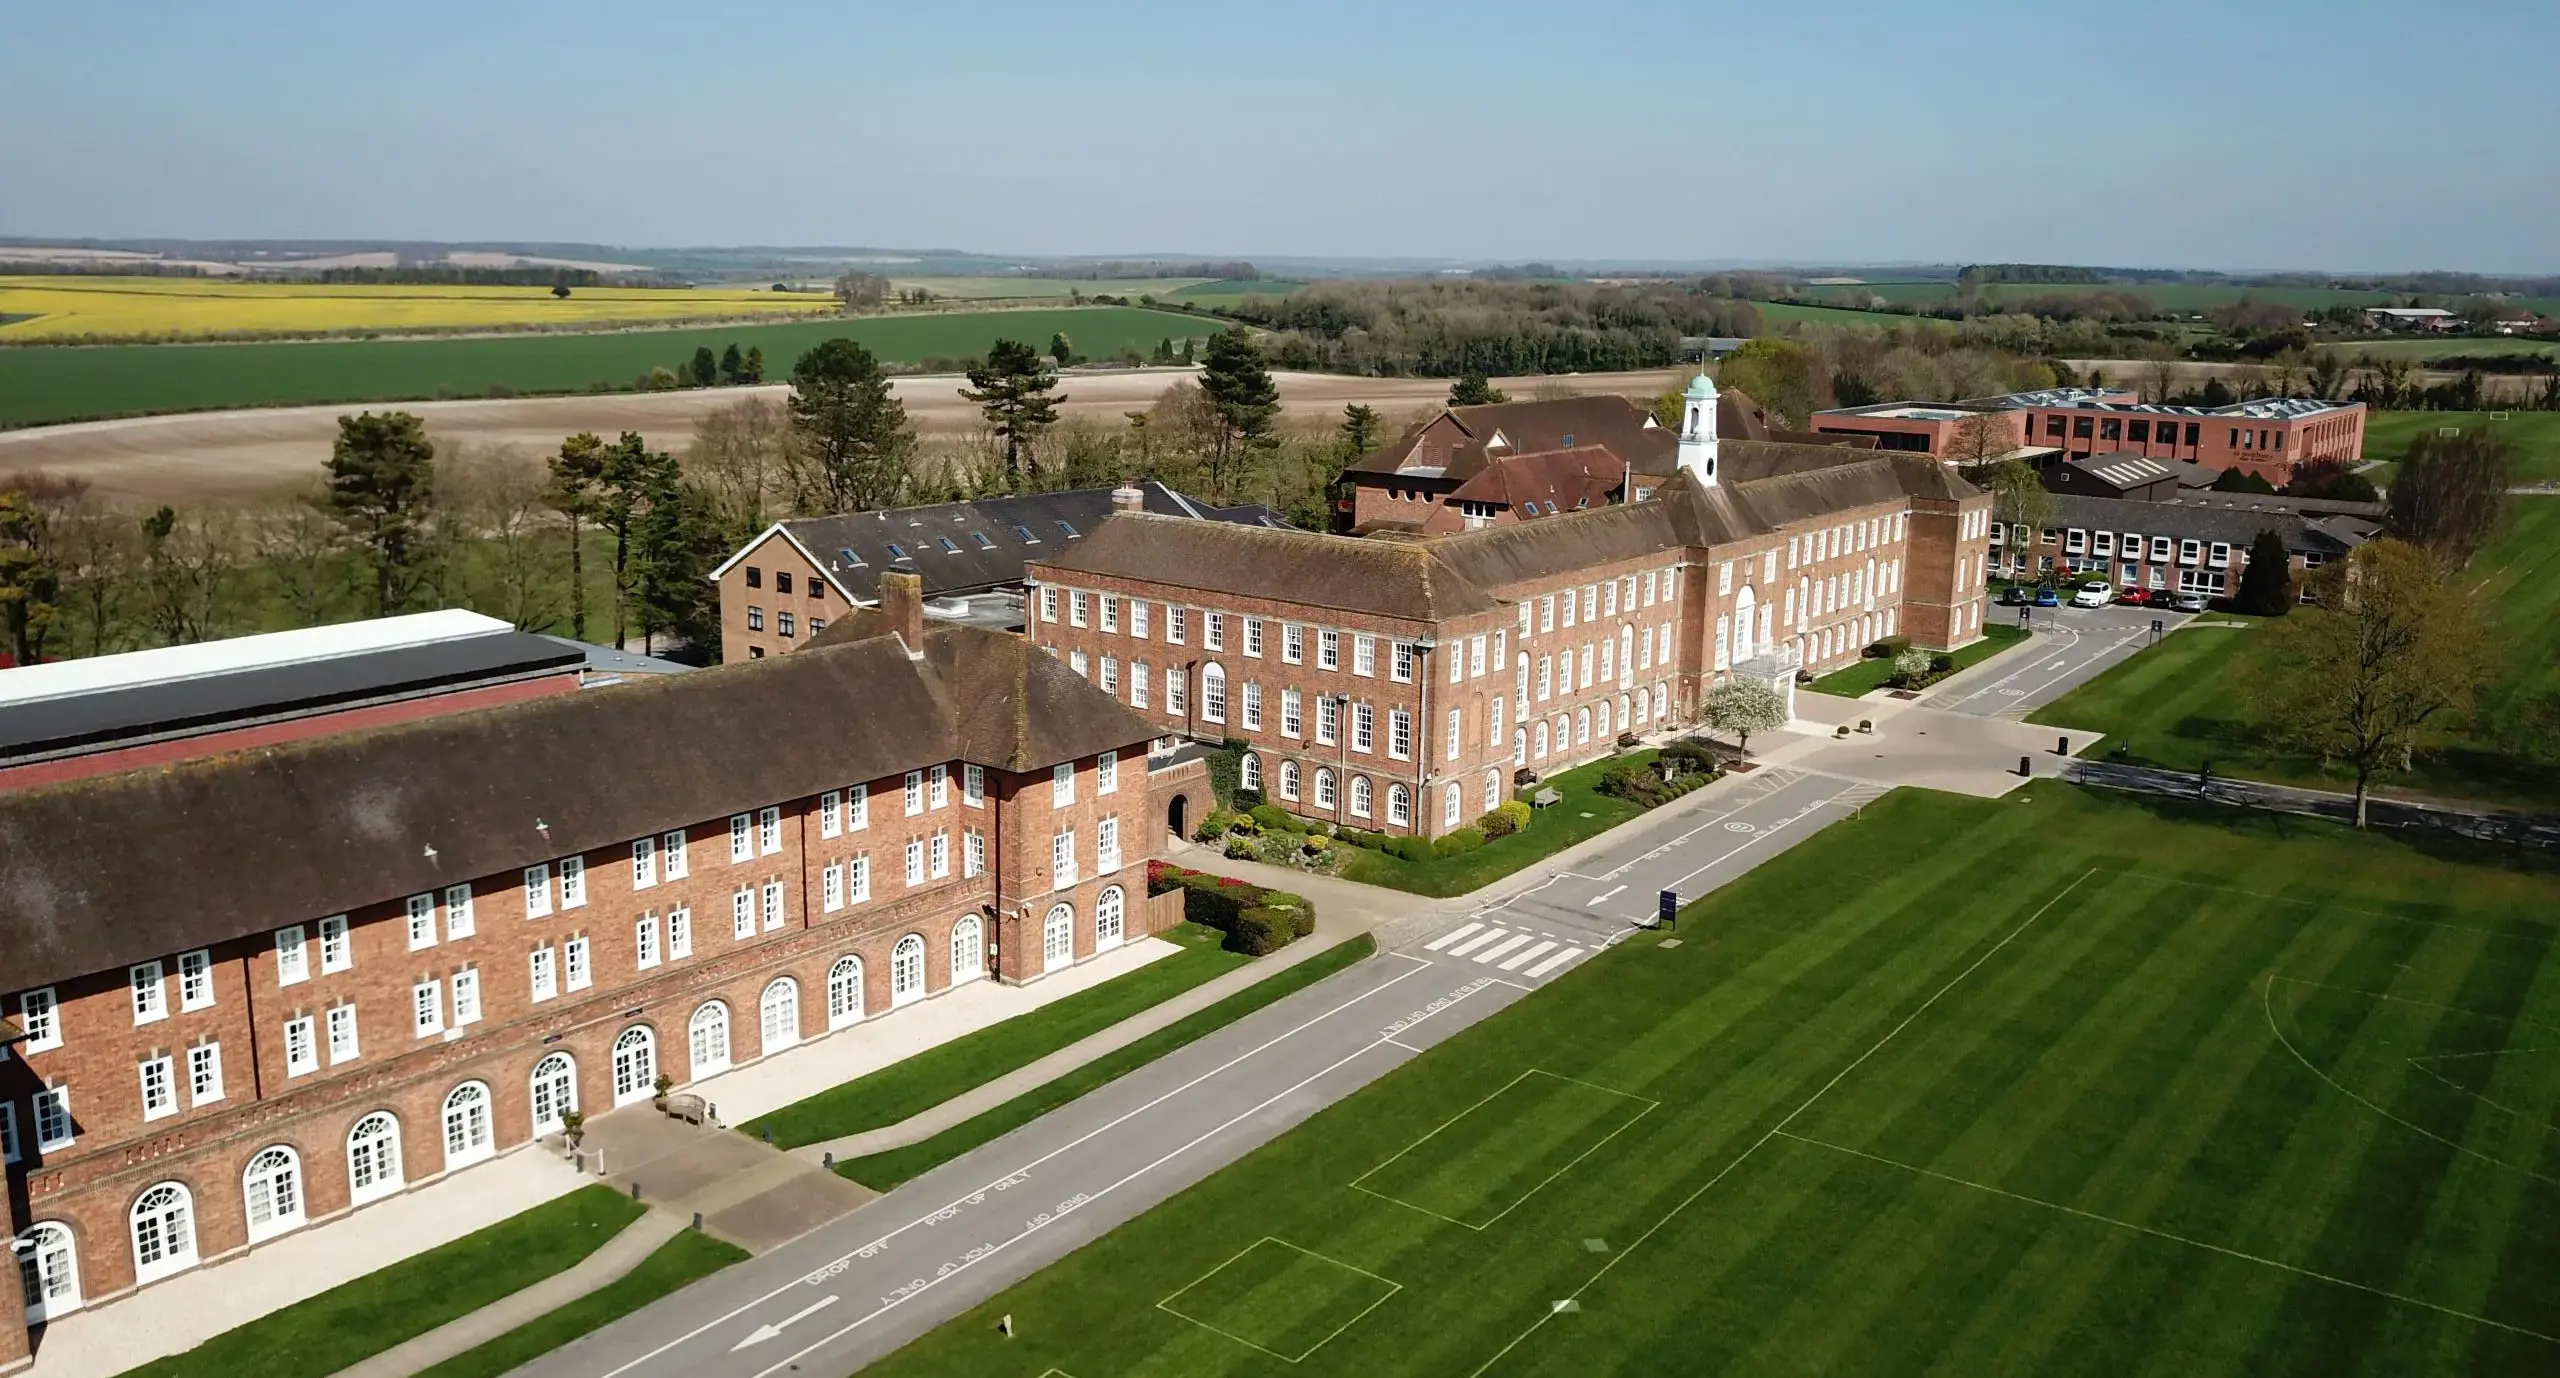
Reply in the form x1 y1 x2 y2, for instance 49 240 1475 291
0 306 1208 427
864 785 2560 1377
0 275 836 341
2363 410 2560 485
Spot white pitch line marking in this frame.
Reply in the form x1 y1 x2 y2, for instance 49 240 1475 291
1424 921 1484 953
1500 940 1558 972
1586 885 1626 907
1474 934 1535 965
1525 946 1583 978
1446 928 1506 957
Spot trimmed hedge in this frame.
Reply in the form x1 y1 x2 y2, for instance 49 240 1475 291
1148 863 1314 955
1434 826 1487 858
1247 803 1304 834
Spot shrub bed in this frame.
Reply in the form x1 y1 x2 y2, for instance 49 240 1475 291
1149 862 1316 955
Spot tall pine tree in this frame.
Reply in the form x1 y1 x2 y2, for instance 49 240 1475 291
323 411 437 615
959 339 1066 490
787 338 916 514
1198 326 1280 498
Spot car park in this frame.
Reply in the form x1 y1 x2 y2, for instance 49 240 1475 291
2071 581 2112 609
2117 587 2152 607
2171 591 2212 613
2000 584 2035 606
2034 586 2061 607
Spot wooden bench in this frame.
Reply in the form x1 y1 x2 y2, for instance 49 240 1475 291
662 1093 710 1126
1530 787 1562 809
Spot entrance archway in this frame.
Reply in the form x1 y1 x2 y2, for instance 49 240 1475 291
1166 793 1190 842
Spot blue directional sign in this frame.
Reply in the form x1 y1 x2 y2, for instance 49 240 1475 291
1659 889 1678 929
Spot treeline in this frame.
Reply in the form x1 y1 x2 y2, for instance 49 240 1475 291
1207 280 1763 377
1023 260 1262 281
303 267 612 287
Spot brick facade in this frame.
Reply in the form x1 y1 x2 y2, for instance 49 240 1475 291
717 528 838 665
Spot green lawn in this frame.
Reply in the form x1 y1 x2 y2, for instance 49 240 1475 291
2361 410 2560 486
2029 497 2560 811
115 1185 645 1378
410 1228 746 1378
1809 622 2028 698
1335 750 1664 898
0 306 1208 427
860 785 2560 1378
738 923 1248 1149
840 936 1379 1189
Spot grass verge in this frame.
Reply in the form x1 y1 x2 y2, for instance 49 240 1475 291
839 935 1378 1189
739 923 1249 1149
1334 751 1662 897
1808 621 2028 698
114 1185 644 1378
410 1229 748 1378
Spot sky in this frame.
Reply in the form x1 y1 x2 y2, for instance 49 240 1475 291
6 0 2556 273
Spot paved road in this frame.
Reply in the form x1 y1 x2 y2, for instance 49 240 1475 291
1926 602 2186 718
521 769 1860 1378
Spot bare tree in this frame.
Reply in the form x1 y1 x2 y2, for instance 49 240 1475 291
1943 410 2013 466
248 482 353 629
135 504 243 647
48 489 140 656
682 397 793 544
2387 429 2512 564
443 444 564 631
2248 539 2492 827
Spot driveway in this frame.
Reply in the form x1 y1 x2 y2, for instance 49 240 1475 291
1925 602 2185 717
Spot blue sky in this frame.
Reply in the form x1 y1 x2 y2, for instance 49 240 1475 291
6 0 2554 271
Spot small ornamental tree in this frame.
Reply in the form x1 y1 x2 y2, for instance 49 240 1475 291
1891 645 1933 684
2233 528 2295 616
1702 677 1790 756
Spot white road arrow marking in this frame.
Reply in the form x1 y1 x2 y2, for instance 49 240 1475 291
731 1294 840 1351
1586 885 1626 907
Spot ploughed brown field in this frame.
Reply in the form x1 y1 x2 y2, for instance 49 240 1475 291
0 368 1692 503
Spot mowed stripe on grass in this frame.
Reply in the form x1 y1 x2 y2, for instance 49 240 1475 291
863 787 2560 1377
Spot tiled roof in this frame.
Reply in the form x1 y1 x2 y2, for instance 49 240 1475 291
1445 446 1628 515
0 619 1152 991
2049 493 2372 554
1032 515 1502 623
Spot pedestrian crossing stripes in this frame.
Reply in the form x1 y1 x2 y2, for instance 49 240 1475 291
1420 923 1585 979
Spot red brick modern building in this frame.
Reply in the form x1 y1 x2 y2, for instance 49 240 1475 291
0 576 1167 1363
1027 376 1996 838
1814 387 2367 486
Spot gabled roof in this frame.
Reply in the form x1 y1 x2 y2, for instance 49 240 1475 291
1444 445 1627 515
1344 395 1672 482
712 482 1290 604
1032 513 1500 623
0 617 1152 991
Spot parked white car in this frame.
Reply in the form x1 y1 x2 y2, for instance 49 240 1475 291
2070 581 2113 609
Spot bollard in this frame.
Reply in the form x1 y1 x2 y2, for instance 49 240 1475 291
630 1180 642 1202
2019 755 2032 778
691 1211 703 1231
2056 734 2069 756
763 1126 774 1146
823 1151 835 1170
999 1314 1014 1338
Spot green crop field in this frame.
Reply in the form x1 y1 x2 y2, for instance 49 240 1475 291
1752 299 1912 328
2363 410 2560 484
2029 497 2560 810
866 785 2560 1377
1165 279 1304 304
0 306 1208 428
886 277 1212 301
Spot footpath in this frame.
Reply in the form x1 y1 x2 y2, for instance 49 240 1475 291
2069 759 2560 847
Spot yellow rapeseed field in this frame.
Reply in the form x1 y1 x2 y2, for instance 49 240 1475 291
0 276 841 341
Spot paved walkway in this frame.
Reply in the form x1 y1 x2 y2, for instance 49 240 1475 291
329 1213 687 1378
582 1108 876 1254
2070 759 2560 845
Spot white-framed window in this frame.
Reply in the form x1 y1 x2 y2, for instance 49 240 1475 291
1068 590 1088 627
1314 766 1336 810
1100 594 1119 632
406 893 439 950
905 838 925 888
963 765 983 807
1350 774 1372 817
530 1052 578 1136
729 813 753 861
904 771 924 816
663 830 689 878
965 829 986 877
1388 784 1411 826
1243 617 1263 657
1053 829 1077 888
1166 606 1187 644
1098 816 1122 872
1447 707 1463 759
1039 585 1059 622
140 1055 178 1120
689 1000 734 1076
1444 781 1463 828
441 1081 495 1168
1053 760 1077 806
1201 662 1227 722
19 987 60 1051
1271 758 1292 799
637 913 662 967
1282 688 1303 737
929 833 950 880
1240 679 1262 729
953 915 986 983
413 979 443 1037
558 857 585 908
732 887 755 938
1318 628 1340 670
530 947 558 1002
346 1112 403 1203
188 1042 223 1105
1101 655 1119 694
327 1005 359 1064
1167 664 1188 715
1490 694 1505 745
284 1016 318 1077
129 1182 198 1282
891 935 926 1005
1393 641 1417 683
1132 661 1150 708
1243 752 1264 793
564 937 591 991
1316 694 1339 746
1355 702 1375 752
930 764 949 809
451 967 481 1025
276 926 310 986
1098 748 1119 794
1204 611 1225 651
441 884 474 940
1354 635 1376 676
668 906 694 958
1043 903 1075 972
131 960 167 1024
34 1087 73 1151
823 864 845 912
525 864 553 918
828 956 866 1028
755 806 780 855
1283 623 1304 663
176 949 212 1010
819 791 842 839
763 878 787 927
1131 600 1150 639
846 857 870 904
633 834 661 886
1388 709 1413 760
761 977 801 1053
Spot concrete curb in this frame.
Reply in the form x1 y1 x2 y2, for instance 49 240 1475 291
327 1212 687 1378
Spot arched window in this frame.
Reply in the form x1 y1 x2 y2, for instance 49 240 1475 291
1279 759 1300 801
760 978 800 1054
243 1146 304 1241
347 1111 404 1202
891 935 926 1005
1349 774 1372 818
1314 767 1336 810
442 1082 494 1170
129 1183 196 1283
1553 714 1570 751
688 1002 731 1077
950 917 984 986
1200 661 1227 722
1576 708 1592 744
530 1053 578 1136
1515 653 1530 705
1620 625 1635 682
1239 752 1261 792
828 956 867 1027
1443 781 1463 827
1654 684 1669 722
1595 699 1611 738
1388 784 1411 827
1512 727 1527 765
1619 693 1631 734
612 1027 657 1105
16 1221 80 1321
1043 903 1075 972
1097 886 1127 949
1534 721 1549 758
1634 690 1650 726
1484 770 1502 812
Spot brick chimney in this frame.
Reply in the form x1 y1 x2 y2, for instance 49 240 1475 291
878 570 927 659
1111 482 1146 513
